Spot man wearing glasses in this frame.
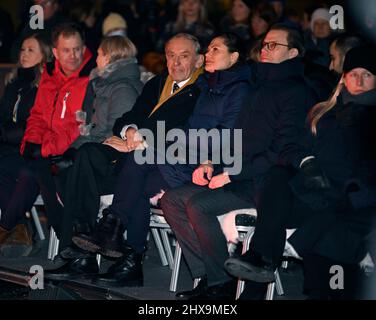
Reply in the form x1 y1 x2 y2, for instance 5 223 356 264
220 24 320 299
159 24 319 300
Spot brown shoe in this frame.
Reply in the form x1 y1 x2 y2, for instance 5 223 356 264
0 226 12 244
5 224 32 246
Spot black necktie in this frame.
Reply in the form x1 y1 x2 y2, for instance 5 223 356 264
172 83 180 93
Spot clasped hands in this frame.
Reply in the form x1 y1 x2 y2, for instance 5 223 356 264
192 162 231 189
103 128 143 152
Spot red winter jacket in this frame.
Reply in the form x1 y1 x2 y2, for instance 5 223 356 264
21 49 93 157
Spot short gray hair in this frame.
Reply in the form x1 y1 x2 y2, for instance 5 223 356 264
165 33 201 55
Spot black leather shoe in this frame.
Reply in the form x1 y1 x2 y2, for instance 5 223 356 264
194 280 237 300
175 277 207 300
72 232 101 255
224 250 276 283
73 210 126 258
44 255 99 281
91 245 143 287
59 244 92 260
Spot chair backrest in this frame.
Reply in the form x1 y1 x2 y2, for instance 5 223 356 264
217 208 257 244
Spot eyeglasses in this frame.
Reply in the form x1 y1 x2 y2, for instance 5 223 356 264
262 41 290 51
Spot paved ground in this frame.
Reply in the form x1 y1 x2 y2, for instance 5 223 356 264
0 215 307 300
0 239 306 300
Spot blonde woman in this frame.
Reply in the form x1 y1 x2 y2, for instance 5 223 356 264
286 45 376 299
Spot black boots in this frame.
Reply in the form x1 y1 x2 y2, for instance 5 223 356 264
225 250 276 283
175 277 208 300
72 209 126 258
44 245 99 281
92 245 143 287
176 277 237 300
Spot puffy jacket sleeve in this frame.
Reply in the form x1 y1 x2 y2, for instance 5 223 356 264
72 82 141 148
230 86 313 181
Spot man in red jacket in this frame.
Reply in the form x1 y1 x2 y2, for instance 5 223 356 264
1 23 94 250
21 23 92 157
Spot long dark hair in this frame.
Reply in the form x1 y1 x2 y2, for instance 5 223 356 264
17 33 52 86
217 32 247 63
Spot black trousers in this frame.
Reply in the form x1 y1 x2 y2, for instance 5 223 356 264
161 183 253 286
58 143 126 248
108 152 170 253
0 153 39 230
250 166 295 266
0 156 64 235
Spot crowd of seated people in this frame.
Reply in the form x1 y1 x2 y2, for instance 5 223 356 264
0 0 375 301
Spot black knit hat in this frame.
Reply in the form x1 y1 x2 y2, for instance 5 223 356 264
343 45 376 75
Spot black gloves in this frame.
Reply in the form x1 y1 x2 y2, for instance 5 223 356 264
50 148 77 175
345 180 376 209
300 158 330 190
62 148 77 162
23 142 42 159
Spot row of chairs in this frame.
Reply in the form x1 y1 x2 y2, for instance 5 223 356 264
29 194 286 300
150 206 285 300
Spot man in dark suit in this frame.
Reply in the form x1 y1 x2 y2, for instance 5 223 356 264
160 24 319 300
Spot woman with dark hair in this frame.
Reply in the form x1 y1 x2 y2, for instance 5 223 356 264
0 33 52 246
153 32 253 299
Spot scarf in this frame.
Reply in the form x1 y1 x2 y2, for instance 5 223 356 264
148 67 203 117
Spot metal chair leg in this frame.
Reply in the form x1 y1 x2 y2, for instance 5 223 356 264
30 206 45 241
193 277 201 289
236 228 255 299
275 269 284 296
47 227 59 260
47 227 56 260
96 254 101 267
169 242 182 292
160 229 174 269
151 228 169 267
266 282 276 300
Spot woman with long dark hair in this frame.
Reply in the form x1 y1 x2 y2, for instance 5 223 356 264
0 33 52 247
